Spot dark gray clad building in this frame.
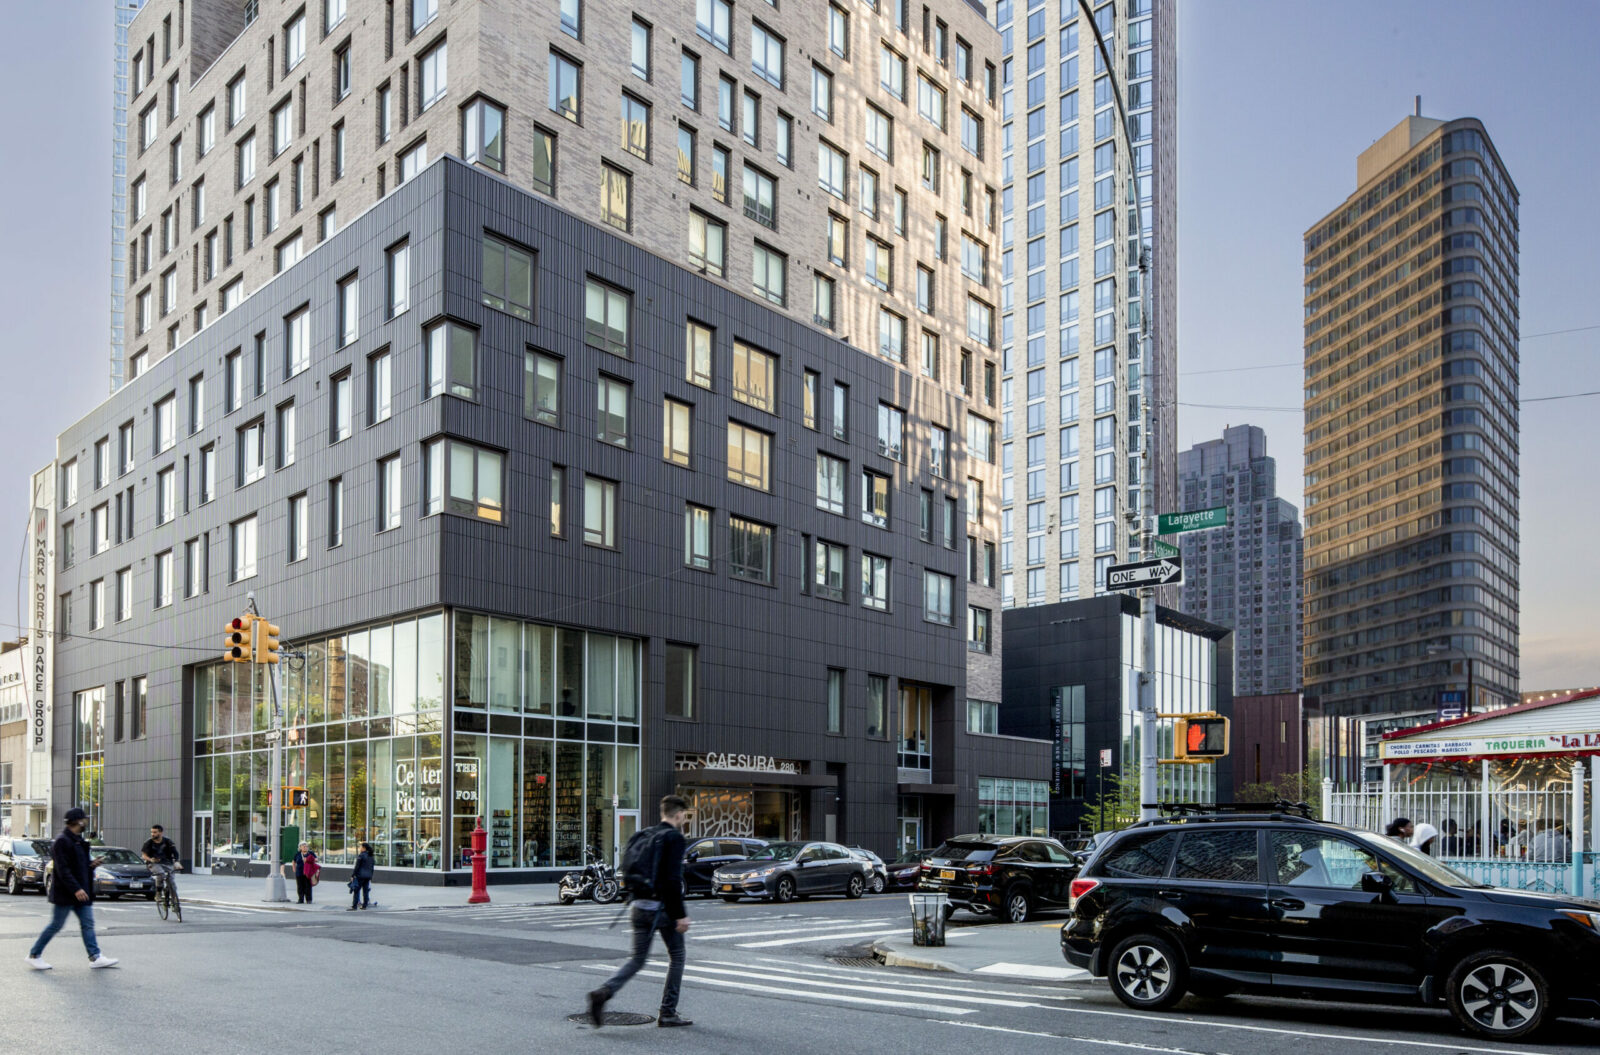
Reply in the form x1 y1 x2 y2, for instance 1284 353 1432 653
1000 597 1234 833
49 159 1048 880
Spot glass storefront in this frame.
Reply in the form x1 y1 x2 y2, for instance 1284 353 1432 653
191 609 641 872
978 777 1050 836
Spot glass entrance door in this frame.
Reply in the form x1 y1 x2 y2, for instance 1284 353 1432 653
192 812 214 874
614 810 640 869
898 817 922 857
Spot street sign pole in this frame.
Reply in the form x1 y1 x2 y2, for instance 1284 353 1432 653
249 591 290 903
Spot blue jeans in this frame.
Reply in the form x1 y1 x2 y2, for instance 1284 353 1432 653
600 906 686 1014
30 902 101 960
351 877 370 907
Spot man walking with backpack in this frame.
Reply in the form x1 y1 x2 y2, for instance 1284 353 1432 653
587 794 692 1028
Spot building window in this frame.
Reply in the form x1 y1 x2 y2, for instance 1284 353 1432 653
751 21 784 87
463 97 505 172
398 141 429 184
811 66 833 122
688 210 726 277
334 45 351 100
813 272 835 329
335 274 359 347
816 453 846 514
818 141 846 198
596 375 630 448
558 0 580 37
230 515 258 581
330 372 352 442
419 40 448 111
377 454 403 531
752 243 786 306
524 351 561 426
664 399 692 466
666 643 696 718
677 124 696 184
742 165 776 228
727 422 771 491
272 100 293 157
924 571 954 625
866 674 888 738
681 50 700 109
387 241 410 316
425 320 478 400
684 505 712 570
156 467 175 524
803 370 819 430
712 144 730 202
285 12 307 71
862 470 890 528
531 126 556 196
549 465 564 537
968 606 991 652
732 341 776 412
832 381 849 441
288 493 308 562
865 104 892 160
548 51 581 123
89 580 105 630
584 280 629 357
481 233 533 319
826 669 844 733
917 73 946 129
184 537 207 597
631 18 651 79
696 0 731 53
621 93 650 160
237 133 256 186
877 403 905 462
861 553 889 610
583 475 617 547
275 402 297 468
199 446 216 503
600 163 632 231
729 516 773 583
237 420 265 484
369 349 393 424
424 438 505 522
967 413 994 463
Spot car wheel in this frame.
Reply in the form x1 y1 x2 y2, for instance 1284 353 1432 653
1004 886 1033 923
845 873 865 899
870 874 886 895
5 870 20 896
1447 951 1549 1040
774 876 797 903
1108 934 1188 1011
721 895 741 903
43 877 53 901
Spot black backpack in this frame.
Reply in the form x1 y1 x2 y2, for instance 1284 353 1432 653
620 825 665 899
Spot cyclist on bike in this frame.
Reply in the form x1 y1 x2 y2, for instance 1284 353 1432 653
140 825 181 899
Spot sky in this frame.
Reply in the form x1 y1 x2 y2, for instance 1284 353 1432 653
0 1 1594 687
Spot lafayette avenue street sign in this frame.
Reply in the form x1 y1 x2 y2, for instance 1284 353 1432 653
1157 507 1227 535
1107 557 1183 590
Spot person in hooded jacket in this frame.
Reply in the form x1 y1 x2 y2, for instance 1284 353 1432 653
1410 822 1440 857
26 808 119 971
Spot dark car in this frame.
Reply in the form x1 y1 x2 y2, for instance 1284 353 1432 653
712 841 870 903
2 837 52 895
847 847 889 894
1062 809 1600 1041
885 848 936 890
916 834 1081 922
682 837 768 896
45 846 157 900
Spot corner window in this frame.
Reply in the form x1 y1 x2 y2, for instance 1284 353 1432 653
424 437 504 522
463 97 506 172
425 320 478 400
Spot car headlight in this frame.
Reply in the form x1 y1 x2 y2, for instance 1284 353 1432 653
1560 910 1600 933
95 867 113 880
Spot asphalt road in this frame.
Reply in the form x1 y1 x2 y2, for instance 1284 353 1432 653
3 891 1597 1055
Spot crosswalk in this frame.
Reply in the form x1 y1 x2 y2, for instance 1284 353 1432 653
580 954 1081 1017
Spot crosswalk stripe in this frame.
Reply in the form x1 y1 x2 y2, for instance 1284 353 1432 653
692 917 896 941
662 961 1044 1010
587 964 977 1016
739 957 1076 999
736 926 906 948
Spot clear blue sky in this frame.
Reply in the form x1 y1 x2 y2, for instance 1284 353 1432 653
0 1 1594 687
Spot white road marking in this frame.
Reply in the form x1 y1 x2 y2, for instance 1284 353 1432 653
736 927 907 948
692 917 896 941
584 963 976 1016
661 961 1045 1010
973 962 1089 981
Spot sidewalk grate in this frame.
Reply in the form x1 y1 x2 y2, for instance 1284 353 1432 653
828 956 883 968
567 1012 655 1027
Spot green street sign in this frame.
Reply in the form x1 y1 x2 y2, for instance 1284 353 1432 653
1152 538 1180 559
1158 507 1228 535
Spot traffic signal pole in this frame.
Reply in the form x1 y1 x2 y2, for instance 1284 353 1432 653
244 592 290 903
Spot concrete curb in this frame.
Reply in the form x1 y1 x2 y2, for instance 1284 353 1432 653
870 939 960 973
178 896 563 913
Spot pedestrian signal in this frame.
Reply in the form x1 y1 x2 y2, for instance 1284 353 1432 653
255 620 281 664
284 787 309 808
1174 716 1230 759
223 616 253 663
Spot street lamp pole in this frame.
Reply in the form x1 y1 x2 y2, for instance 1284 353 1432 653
1079 1 1160 820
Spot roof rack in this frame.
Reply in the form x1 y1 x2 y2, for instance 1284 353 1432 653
1117 800 1324 829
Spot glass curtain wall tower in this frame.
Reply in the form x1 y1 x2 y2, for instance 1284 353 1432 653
993 0 1176 609
1302 115 1520 718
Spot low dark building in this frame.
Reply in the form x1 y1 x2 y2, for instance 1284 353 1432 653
1000 597 1234 833
1230 693 1305 800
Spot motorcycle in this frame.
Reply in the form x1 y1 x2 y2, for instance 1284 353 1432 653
557 850 620 904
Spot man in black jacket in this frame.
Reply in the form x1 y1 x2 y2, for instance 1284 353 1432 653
26 808 119 970
587 795 692 1028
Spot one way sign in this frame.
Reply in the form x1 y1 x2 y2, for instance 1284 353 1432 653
1107 557 1183 590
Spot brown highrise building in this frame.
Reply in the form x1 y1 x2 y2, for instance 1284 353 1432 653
1302 114 1519 720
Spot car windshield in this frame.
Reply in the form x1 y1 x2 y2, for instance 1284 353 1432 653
932 842 996 862
21 840 51 857
1350 830 1488 888
96 849 143 865
746 843 803 862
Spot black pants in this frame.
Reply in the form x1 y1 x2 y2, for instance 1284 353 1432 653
351 877 371 907
600 907 685 1014
296 873 313 903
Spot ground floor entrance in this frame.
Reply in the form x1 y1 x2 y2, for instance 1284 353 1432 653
678 786 801 841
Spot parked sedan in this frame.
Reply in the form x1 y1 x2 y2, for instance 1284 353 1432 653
682 837 768 896
45 846 157 900
885 849 937 890
848 847 889 893
2 837 52 895
712 841 870 903
916 834 1081 922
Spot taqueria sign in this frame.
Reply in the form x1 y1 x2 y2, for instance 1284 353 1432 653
1382 730 1600 761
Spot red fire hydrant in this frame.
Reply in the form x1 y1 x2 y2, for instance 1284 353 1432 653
468 815 490 904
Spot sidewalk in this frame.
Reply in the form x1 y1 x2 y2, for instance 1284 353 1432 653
177 872 562 912
872 914 1095 984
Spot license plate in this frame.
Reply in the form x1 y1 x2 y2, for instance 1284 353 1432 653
939 869 956 880
721 884 734 891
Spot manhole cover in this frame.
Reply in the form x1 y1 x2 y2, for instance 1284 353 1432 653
566 1012 655 1027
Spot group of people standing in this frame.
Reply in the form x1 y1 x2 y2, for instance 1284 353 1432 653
1386 815 1573 861
289 840 377 909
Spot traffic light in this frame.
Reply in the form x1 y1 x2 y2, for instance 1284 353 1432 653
285 786 309 808
223 616 253 663
255 620 281 664
1175 716 1230 759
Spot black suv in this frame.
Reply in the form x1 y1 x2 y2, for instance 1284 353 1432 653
917 834 1080 922
1061 807 1600 1040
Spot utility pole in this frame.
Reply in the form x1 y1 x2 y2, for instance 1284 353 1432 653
1078 1 1162 820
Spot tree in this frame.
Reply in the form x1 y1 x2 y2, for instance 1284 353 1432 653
1235 756 1324 818
1079 771 1141 833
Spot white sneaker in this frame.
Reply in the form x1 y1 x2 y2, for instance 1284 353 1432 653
25 957 51 971
88 956 119 969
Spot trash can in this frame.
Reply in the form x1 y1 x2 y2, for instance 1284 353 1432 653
910 892 948 947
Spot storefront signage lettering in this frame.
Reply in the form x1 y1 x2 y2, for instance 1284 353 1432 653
1382 730 1600 761
675 752 799 774
27 469 55 814
453 758 480 808
395 759 444 814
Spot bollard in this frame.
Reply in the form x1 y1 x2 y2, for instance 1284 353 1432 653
468 815 491 904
